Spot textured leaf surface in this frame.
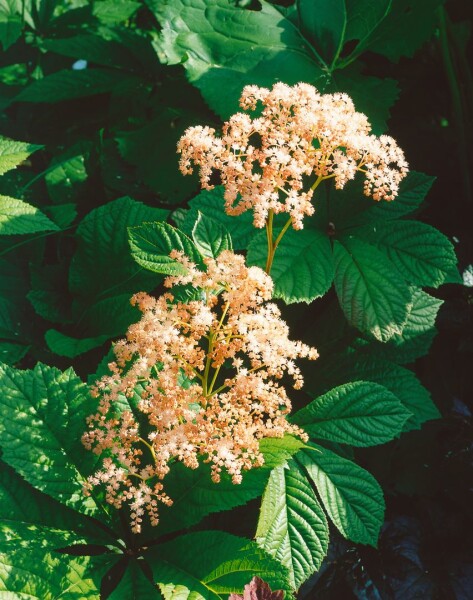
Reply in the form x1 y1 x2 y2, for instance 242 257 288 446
0 460 113 547
181 187 256 250
362 220 458 287
70 197 168 306
328 171 435 231
298 0 346 66
0 363 101 516
192 211 232 258
157 436 303 536
0 547 100 599
0 195 59 235
256 461 329 589
0 137 41 175
129 221 203 275
356 288 444 363
248 228 334 303
298 444 384 546
333 237 411 341
293 381 411 446
108 560 161 599
151 0 324 118
148 531 290 600
303 355 440 431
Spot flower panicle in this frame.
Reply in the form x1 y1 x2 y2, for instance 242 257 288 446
177 82 408 230
82 251 317 532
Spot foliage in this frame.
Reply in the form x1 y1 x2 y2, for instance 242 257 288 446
0 0 470 598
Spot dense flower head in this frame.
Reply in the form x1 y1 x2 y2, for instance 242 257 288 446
177 82 408 229
82 251 317 532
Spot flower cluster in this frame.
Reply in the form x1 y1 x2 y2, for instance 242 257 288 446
82 251 317 532
178 82 408 229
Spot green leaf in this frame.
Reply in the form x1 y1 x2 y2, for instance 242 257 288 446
151 0 325 119
256 460 329 589
108 559 161 599
298 0 346 66
0 341 29 365
128 221 203 275
0 195 59 235
352 0 446 63
147 530 291 600
155 462 269 537
45 330 110 358
0 362 102 516
93 0 141 25
361 220 458 288
341 0 392 60
181 187 256 250
293 381 411 446
0 547 101 598
0 137 42 175
360 288 443 363
333 237 411 341
15 68 139 103
70 197 169 306
0 460 113 547
248 228 334 304
157 436 303 537
298 444 384 546
45 148 88 204
28 263 72 325
0 14 22 50
192 211 232 258
303 354 440 431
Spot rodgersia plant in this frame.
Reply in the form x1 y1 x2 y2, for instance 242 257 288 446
0 4 461 597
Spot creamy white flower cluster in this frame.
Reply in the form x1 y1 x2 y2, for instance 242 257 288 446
83 251 317 532
178 82 408 229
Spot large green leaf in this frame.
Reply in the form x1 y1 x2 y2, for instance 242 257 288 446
358 288 443 363
128 221 203 275
248 228 334 304
298 444 384 546
303 355 440 431
0 461 113 548
151 0 325 118
70 197 168 307
147 530 291 600
292 381 411 446
0 362 103 516
157 436 304 536
15 68 140 103
361 220 458 288
45 330 110 358
0 547 100 599
298 0 347 66
333 237 411 341
0 137 41 175
0 195 59 235
256 460 329 589
192 211 232 258
108 560 161 599
180 187 256 250
346 0 446 63
323 171 435 232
